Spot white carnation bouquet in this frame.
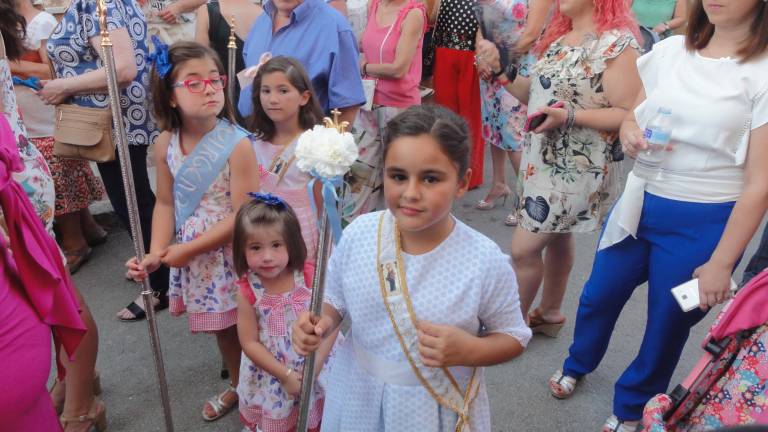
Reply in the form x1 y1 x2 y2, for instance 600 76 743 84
295 124 358 179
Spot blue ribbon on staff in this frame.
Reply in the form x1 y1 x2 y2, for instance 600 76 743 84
307 171 344 245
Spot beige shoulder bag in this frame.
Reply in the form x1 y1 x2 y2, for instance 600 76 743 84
50 59 115 162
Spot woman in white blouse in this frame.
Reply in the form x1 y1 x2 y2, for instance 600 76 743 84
549 1 768 431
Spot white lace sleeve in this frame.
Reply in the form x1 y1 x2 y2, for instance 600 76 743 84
478 251 532 347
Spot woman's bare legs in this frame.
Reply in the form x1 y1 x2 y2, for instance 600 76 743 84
57 212 89 254
539 233 573 324
511 229 574 322
504 150 523 225
60 286 101 432
79 208 107 243
512 228 552 318
478 145 513 206
509 149 521 173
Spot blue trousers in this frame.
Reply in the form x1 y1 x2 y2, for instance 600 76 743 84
562 193 735 421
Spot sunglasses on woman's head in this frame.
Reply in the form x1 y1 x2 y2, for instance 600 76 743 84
172 75 227 93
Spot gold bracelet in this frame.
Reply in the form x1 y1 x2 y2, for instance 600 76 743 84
285 367 294 378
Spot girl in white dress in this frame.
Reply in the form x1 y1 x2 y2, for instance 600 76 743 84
293 104 532 432
246 56 325 284
233 194 335 432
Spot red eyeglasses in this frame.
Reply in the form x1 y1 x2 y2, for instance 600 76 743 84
172 75 227 93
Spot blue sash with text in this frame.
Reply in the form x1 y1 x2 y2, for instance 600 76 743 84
173 119 249 231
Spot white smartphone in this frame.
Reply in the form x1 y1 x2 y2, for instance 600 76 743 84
671 278 738 312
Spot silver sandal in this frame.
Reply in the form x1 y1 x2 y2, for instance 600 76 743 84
602 414 640 432
201 385 238 421
549 369 578 399
504 212 519 226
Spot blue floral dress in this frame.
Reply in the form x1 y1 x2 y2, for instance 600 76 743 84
46 0 157 146
478 0 533 152
236 272 326 432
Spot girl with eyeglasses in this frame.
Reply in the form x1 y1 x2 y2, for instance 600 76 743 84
126 40 260 423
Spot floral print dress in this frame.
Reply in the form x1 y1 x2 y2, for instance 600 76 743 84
236 272 325 432
479 0 533 152
0 57 55 236
517 30 639 233
166 129 238 333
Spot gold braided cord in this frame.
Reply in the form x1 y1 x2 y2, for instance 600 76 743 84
393 219 462 395
376 213 478 431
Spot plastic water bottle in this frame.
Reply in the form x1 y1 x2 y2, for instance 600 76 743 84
634 107 672 181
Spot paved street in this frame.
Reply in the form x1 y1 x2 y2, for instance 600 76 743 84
67 158 762 432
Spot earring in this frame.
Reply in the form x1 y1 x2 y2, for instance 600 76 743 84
170 102 176 108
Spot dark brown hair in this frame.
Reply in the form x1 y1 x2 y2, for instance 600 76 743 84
150 41 236 131
0 0 26 61
383 104 470 176
686 0 768 62
232 198 307 277
247 56 324 141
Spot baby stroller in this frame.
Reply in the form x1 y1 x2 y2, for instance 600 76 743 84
641 271 768 431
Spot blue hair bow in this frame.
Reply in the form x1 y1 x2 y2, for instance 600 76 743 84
247 192 286 208
12 76 41 91
147 35 172 79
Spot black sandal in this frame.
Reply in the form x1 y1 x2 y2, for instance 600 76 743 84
118 294 169 322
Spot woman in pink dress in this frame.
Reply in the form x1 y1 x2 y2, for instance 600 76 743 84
0 51 86 432
1 9 100 431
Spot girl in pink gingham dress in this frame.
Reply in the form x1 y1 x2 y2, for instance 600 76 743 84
244 56 326 283
233 196 334 432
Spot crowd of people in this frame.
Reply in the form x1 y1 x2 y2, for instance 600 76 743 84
1 0 767 431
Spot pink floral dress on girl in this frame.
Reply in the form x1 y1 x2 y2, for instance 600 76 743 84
236 271 325 432
167 129 238 332
252 138 318 281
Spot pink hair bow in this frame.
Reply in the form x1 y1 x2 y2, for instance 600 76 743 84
237 52 273 89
